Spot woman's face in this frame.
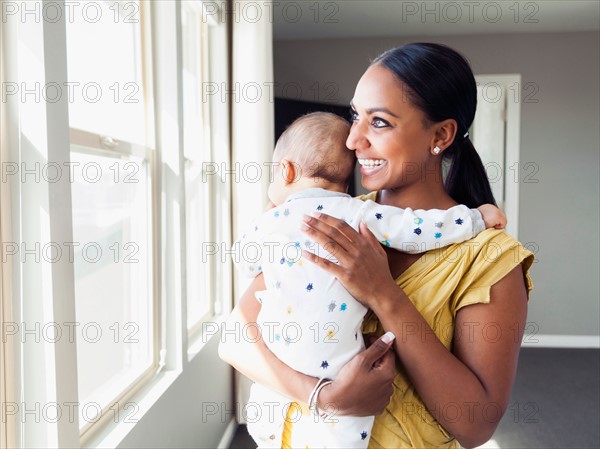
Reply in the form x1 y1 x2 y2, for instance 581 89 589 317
348 63 437 192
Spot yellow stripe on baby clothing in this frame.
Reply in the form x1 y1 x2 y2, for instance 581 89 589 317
281 402 311 449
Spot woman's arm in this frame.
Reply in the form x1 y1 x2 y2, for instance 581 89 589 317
374 266 527 448
301 213 528 449
218 274 317 402
218 273 397 416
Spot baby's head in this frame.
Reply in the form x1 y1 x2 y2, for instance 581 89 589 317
268 112 356 205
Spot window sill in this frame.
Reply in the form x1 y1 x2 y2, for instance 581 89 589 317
82 369 181 449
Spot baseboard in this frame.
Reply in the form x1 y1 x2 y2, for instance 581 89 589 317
217 418 238 449
521 334 600 348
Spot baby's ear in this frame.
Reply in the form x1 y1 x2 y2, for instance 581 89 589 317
280 158 298 185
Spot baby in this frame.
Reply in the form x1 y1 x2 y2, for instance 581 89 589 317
233 112 505 448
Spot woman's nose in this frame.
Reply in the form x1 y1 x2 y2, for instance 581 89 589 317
346 122 369 151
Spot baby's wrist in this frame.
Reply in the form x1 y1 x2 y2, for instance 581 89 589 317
471 208 487 233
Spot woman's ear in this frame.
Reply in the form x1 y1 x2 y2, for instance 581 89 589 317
431 119 458 154
279 158 297 185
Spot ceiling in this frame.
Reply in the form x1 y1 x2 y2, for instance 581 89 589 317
273 0 600 41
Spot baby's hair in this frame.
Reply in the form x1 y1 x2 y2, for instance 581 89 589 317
273 112 356 187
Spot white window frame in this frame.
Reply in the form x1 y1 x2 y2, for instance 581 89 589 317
0 0 232 446
184 1 233 353
0 7 17 445
0 228 14 449
67 0 161 439
70 133 160 441
183 0 216 336
1 0 79 445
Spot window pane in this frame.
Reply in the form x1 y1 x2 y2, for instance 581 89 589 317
182 5 212 329
182 5 207 160
66 1 147 146
70 149 153 426
185 162 211 326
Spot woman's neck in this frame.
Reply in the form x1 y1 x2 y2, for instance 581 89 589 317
378 181 458 210
378 182 458 278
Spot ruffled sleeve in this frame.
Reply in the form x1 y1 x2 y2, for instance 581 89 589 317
450 229 534 314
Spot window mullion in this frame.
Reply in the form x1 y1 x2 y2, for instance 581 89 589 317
42 6 80 446
1 6 21 448
151 0 186 370
17 3 79 446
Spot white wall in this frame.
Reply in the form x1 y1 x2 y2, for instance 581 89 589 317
274 32 600 339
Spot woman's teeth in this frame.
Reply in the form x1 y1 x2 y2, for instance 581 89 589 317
358 159 386 170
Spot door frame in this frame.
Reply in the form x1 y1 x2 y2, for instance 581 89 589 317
475 74 522 239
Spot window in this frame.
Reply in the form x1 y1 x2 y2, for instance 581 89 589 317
1 0 231 446
65 0 158 436
67 0 151 146
0 269 7 449
182 1 214 333
0 11 17 448
0 219 16 449
181 1 231 342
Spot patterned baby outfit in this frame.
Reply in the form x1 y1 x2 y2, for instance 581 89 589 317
234 188 485 449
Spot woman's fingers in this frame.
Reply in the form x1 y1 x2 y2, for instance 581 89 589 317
301 213 354 263
361 331 396 368
304 211 359 242
300 212 397 307
301 249 343 276
358 222 387 255
322 337 396 416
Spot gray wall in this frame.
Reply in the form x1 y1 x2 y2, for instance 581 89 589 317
274 32 600 337
118 337 233 448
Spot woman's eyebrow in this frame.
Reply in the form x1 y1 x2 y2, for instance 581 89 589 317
349 101 399 118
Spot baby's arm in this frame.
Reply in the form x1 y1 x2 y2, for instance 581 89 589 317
359 200 487 254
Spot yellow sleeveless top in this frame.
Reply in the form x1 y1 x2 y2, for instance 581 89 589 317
282 192 534 448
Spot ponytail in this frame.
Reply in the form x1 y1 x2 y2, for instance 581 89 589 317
444 137 496 208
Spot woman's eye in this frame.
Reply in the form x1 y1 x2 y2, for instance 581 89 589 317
372 118 389 128
350 110 359 121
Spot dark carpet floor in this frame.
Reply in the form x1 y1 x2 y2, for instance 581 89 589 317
228 348 600 449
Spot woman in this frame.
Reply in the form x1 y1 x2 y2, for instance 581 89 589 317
219 43 534 449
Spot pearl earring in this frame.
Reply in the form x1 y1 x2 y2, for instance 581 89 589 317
433 146 441 155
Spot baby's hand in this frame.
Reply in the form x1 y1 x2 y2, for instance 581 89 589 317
477 204 507 229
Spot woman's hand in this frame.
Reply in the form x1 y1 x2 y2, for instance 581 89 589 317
300 212 397 308
318 332 397 416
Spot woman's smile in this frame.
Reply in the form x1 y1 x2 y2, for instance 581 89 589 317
357 158 388 175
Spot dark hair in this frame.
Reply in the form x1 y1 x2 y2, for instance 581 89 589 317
372 43 496 208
